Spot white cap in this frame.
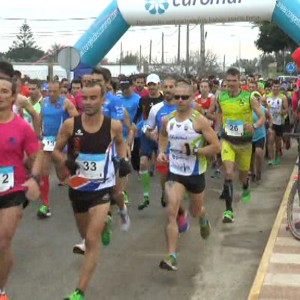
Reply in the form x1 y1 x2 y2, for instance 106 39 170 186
146 73 160 84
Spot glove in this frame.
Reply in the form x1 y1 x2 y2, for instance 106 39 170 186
184 143 192 156
119 157 132 177
65 159 79 175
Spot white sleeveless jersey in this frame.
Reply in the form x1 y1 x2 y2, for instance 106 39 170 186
166 111 207 176
267 96 283 125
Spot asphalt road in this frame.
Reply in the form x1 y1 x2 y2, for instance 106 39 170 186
8 147 297 300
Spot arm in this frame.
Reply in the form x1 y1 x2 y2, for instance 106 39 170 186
52 118 74 181
157 117 169 163
265 108 273 129
215 99 223 135
250 97 265 129
64 99 79 117
281 96 289 116
18 95 41 135
193 114 221 157
207 95 216 121
111 119 126 159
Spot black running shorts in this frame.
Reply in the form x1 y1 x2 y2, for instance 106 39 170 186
0 191 28 209
69 187 113 214
168 173 206 194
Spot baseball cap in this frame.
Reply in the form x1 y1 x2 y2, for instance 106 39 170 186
119 77 132 89
146 74 160 85
41 82 49 91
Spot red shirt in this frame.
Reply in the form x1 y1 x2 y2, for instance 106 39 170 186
20 85 30 97
133 87 149 98
0 114 40 196
73 91 83 114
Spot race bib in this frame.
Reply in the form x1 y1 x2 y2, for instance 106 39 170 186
76 153 106 180
43 136 56 152
0 166 14 192
225 120 244 137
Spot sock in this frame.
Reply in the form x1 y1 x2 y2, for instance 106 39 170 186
199 213 208 225
140 171 150 197
75 288 84 295
170 252 177 259
40 175 50 206
225 179 233 212
0 288 5 295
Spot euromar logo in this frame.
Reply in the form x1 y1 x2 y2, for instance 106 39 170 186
145 0 169 15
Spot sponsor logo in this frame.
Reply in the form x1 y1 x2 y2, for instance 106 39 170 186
75 129 83 136
145 0 169 15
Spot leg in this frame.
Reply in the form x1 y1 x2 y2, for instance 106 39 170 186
76 202 110 292
0 206 23 289
267 128 275 162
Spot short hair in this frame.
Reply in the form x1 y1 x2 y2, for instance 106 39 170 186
0 76 17 95
134 74 146 81
272 79 280 86
175 80 193 94
13 70 22 79
92 67 111 83
226 67 240 78
71 79 82 89
28 79 41 88
83 80 105 97
163 75 176 83
0 61 14 78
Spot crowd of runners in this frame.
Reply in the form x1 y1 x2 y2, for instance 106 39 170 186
0 59 300 300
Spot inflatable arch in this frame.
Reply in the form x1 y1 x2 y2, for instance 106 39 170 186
74 0 300 68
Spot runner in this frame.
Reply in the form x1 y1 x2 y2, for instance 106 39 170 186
216 68 265 223
52 81 129 300
38 81 78 218
265 80 288 165
134 74 164 210
158 81 220 271
0 76 42 300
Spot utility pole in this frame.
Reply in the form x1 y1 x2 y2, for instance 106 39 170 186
177 25 181 64
186 24 190 74
162 32 165 64
139 44 142 70
200 23 206 69
149 39 152 65
119 42 123 74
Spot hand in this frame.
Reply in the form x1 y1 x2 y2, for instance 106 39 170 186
65 159 79 174
119 158 132 177
157 152 168 163
244 123 254 134
22 178 41 201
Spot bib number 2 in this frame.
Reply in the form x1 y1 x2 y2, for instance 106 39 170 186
0 166 14 192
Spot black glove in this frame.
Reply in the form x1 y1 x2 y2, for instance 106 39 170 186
119 158 132 177
184 143 192 156
65 159 79 175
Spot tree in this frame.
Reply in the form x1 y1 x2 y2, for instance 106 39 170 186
254 21 297 72
46 43 65 63
6 21 44 62
119 52 139 64
231 58 259 75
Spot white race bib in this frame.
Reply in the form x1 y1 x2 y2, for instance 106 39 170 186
76 153 106 180
0 166 14 192
43 136 56 152
225 120 244 137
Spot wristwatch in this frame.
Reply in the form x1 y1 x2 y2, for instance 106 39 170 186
253 123 258 129
193 147 199 155
29 174 40 184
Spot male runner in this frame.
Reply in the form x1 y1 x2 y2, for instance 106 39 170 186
53 81 129 300
217 68 265 223
158 81 220 270
38 81 78 218
0 76 42 300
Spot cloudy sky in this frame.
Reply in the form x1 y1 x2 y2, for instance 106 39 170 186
1 0 262 66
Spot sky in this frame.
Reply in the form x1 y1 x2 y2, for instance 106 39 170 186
0 0 262 66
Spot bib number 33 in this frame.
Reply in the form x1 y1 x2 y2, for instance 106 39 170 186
76 153 106 180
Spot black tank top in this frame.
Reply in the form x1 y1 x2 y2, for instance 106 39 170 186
68 115 112 168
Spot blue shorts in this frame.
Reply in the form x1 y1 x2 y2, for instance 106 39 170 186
140 133 158 158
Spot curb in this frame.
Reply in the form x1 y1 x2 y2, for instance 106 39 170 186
247 165 297 300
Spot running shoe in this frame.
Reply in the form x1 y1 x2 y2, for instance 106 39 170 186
241 188 251 203
138 195 150 210
63 289 84 300
211 169 221 179
123 191 129 205
118 204 130 231
177 212 189 233
159 255 178 271
73 239 86 255
0 292 9 300
222 210 234 223
274 157 281 165
37 204 51 219
101 215 112 246
199 217 211 239
267 160 274 166
161 193 166 207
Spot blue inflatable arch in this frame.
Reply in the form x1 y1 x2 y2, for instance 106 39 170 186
74 0 300 68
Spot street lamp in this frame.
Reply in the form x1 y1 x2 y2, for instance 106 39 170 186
231 35 241 73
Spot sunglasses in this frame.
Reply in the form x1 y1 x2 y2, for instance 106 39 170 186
174 95 190 100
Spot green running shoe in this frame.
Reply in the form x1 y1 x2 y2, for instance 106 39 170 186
241 188 251 203
123 191 129 205
37 204 51 219
138 195 149 210
199 217 211 240
159 255 178 271
222 210 234 223
101 215 112 246
274 157 280 165
64 289 84 300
